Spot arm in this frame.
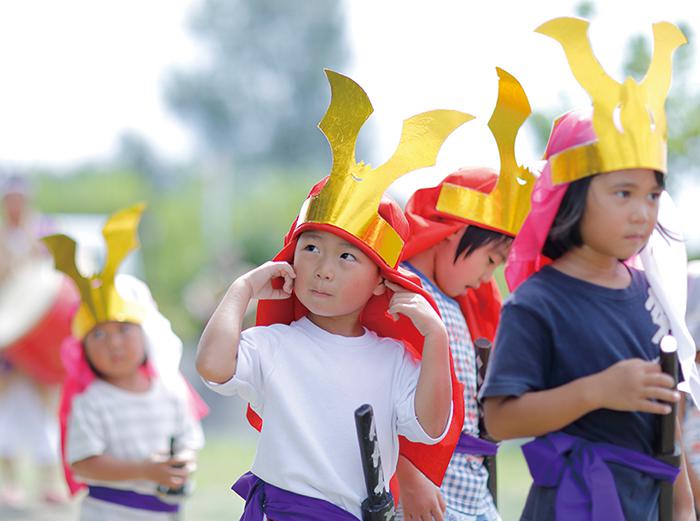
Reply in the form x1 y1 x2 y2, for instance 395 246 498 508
395 455 446 521
484 359 679 440
195 261 295 383
71 454 191 489
385 281 451 439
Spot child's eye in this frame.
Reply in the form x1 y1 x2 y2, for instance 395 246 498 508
120 323 134 334
487 257 495 265
614 190 631 198
648 192 662 202
303 244 319 253
340 252 357 262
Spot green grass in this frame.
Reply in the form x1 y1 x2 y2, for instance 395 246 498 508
183 436 533 521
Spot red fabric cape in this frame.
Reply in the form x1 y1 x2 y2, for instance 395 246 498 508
247 177 465 486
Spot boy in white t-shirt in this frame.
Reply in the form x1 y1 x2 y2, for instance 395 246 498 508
196 69 471 520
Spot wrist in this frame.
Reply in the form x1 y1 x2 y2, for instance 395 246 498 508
423 323 448 345
579 373 603 411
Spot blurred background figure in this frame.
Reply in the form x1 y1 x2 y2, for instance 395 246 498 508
0 175 70 508
681 261 700 517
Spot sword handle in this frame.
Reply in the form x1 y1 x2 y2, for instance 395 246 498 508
354 404 395 521
658 335 680 521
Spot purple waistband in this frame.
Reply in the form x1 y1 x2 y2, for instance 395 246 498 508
88 486 180 513
522 432 679 521
454 433 499 456
232 472 360 521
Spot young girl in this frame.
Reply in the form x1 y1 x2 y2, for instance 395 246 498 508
480 17 695 521
43 204 206 521
395 68 535 521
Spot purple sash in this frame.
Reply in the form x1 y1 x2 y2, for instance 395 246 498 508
522 432 679 521
232 472 360 521
87 486 180 513
454 433 498 456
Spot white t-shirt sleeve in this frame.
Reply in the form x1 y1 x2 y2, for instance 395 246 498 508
393 345 452 445
202 326 277 410
66 395 107 464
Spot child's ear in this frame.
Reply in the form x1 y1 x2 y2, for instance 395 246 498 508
373 278 387 296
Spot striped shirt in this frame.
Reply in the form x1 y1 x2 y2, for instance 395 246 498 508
402 263 496 518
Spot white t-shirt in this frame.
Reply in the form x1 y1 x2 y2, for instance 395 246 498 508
205 316 450 519
67 377 204 520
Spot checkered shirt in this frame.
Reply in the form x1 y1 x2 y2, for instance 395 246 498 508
402 263 496 517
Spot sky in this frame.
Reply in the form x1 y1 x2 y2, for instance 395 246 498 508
0 0 697 245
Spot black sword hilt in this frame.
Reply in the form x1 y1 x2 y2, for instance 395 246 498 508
354 404 395 521
474 337 498 508
658 335 681 521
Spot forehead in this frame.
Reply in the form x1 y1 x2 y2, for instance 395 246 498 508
595 168 660 188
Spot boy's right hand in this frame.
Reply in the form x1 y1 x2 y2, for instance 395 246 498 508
239 261 295 300
593 359 680 414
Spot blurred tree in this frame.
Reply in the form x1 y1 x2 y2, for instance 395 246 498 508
165 0 349 173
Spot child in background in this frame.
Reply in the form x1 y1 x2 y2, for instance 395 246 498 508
396 68 535 521
681 261 700 515
196 70 470 520
43 204 206 521
480 18 695 521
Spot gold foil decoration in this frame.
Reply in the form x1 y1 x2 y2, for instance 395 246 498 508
536 17 686 184
436 68 536 237
298 69 474 267
43 204 147 339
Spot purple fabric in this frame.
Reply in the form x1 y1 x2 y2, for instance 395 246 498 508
232 472 360 521
522 432 679 521
87 486 180 513
454 433 498 456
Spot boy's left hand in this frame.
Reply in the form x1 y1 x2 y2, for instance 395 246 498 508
385 281 446 339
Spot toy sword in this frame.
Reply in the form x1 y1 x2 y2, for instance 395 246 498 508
657 335 680 521
354 404 395 521
475 337 498 508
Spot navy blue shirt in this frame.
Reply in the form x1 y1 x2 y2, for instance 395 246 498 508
480 265 666 521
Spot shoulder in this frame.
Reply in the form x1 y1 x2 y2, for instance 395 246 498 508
505 268 560 312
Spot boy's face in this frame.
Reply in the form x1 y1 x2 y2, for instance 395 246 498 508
433 229 511 297
292 230 384 319
83 321 146 380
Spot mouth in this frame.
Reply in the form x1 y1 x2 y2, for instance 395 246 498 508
624 234 645 241
310 289 332 297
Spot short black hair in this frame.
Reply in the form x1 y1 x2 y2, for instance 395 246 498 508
542 171 671 260
454 224 512 263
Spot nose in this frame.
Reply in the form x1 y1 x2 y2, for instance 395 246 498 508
314 258 334 281
630 199 653 225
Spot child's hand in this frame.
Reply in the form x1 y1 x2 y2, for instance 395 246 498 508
594 359 680 414
385 281 446 339
144 456 192 489
240 261 295 300
396 456 446 521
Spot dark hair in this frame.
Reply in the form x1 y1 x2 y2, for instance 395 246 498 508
542 171 675 260
454 224 512 263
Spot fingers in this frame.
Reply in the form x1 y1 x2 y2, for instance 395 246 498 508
431 505 445 521
437 491 446 512
635 399 673 415
384 280 404 294
643 372 676 389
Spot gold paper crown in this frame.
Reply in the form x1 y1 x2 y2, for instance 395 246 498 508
436 68 536 237
537 17 686 185
296 69 473 267
42 204 147 339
